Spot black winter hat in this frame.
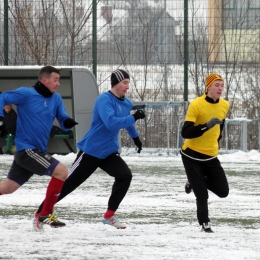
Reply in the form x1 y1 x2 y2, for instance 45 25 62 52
111 69 130 87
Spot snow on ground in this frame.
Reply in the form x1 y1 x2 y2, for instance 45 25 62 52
0 149 260 260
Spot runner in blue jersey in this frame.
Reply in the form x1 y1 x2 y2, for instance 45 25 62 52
34 69 145 230
0 66 78 231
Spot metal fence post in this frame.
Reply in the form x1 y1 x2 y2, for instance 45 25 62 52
166 102 170 155
225 121 228 151
241 120 247 152
4 0 9 65
258 120 260 152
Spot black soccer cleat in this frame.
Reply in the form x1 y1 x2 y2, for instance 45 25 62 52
38 213 66 228
201 222 214 233
185 180 192 194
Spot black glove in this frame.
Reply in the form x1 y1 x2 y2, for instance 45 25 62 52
63 118 78 128
133 110 145 121
0 116 3 126
206 118 222 129
133 137 142 153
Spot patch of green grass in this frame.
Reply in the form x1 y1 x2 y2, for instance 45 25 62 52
213 217 260 228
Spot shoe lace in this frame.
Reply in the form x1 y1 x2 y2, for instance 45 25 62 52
49 213 59 222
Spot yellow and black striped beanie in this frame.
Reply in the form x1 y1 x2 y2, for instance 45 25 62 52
206 73 224 90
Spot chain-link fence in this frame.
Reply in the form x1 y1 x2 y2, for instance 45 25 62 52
122 105 260 152
1 0 260 151
121 101 187 152
221 119 260 152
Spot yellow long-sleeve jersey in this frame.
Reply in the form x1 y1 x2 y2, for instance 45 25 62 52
182 94 229 157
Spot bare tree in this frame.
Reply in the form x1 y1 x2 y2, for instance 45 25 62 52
107 1 178 102
9 0 61 64
59 0 93 65
7 0 97 65
181 0 260 119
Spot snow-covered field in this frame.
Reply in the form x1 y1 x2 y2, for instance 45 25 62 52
0 149 260 260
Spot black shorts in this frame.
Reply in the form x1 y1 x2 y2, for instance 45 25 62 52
7 149 59 186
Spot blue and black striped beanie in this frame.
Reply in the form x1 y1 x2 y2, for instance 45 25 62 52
111 69 130 87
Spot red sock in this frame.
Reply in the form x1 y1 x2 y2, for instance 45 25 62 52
0 192 2 195
40 177 64 216
104 209 115 219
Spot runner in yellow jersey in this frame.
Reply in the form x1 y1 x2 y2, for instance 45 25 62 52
181 73 230 233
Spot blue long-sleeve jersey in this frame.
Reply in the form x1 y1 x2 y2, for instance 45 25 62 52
0 87 70 152
77 91 138 158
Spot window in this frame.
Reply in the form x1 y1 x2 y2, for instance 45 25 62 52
248 0 260 9
223 0 260 29
223 0 235 10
